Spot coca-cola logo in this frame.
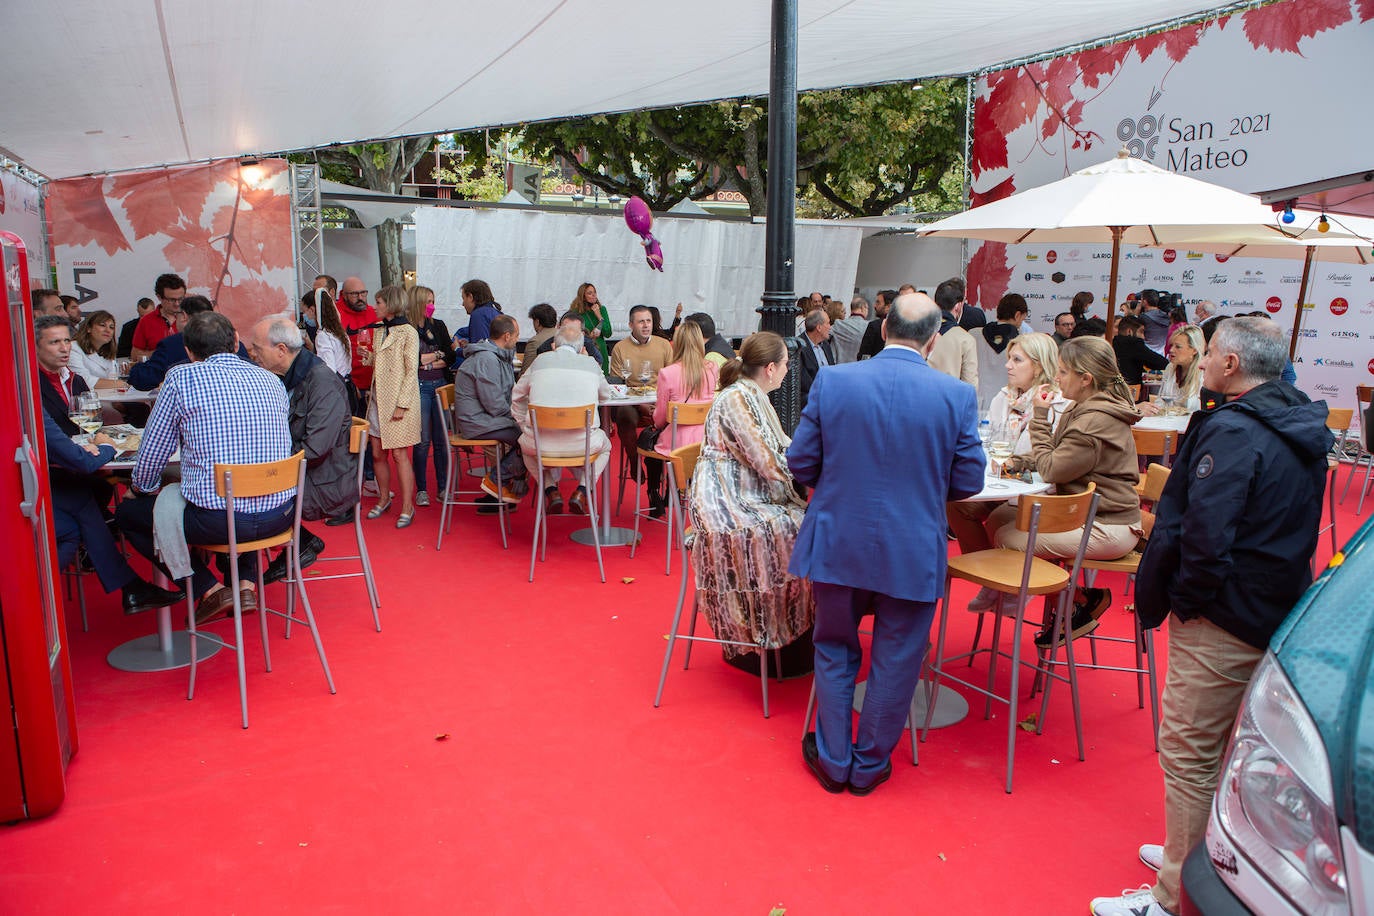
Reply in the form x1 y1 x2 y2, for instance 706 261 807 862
1162 249 1176 263
1331 297 1349 316
1215 253 1230 263
1046 250 1057 264
1368 358 1374 375
1265 296 1282 314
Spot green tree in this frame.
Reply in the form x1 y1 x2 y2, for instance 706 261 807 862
314 136 435 287
518 79 966 218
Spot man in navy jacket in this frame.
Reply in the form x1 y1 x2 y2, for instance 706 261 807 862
1092 317 1332 916
788 292 984 795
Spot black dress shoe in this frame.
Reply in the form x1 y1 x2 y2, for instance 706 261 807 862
325 508 356 527
262 532 325 584
802 732 847 794
848 759 893 796
122 578 187 615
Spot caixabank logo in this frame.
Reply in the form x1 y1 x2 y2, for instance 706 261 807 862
1313 358 1355 369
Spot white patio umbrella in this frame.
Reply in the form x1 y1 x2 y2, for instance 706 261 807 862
918 149 1326 337
1144 212 1374 356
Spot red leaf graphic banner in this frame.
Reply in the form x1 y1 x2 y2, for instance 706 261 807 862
966 242 1013 310
1242 0 1351 53
1359 0 1374 21
970 176 1016 208
46 177 131 255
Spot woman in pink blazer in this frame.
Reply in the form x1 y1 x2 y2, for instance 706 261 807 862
644 319 718 517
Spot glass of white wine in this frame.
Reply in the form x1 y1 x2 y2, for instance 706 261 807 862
77 392 103 435
986 424 1015 489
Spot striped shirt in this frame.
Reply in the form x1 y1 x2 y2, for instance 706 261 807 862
133 353 294 512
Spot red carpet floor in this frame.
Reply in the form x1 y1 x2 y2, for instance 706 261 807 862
0 468 1361 914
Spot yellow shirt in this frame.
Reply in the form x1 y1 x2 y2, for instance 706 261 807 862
609 335 673 383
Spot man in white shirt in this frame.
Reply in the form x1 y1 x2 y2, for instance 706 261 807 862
512 313 616 517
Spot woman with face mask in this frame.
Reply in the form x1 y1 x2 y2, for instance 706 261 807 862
407 285 455 507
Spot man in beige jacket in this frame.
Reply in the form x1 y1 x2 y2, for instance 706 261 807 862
926 279 978 392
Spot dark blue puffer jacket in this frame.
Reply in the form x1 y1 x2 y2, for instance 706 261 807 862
1137 379 1333 649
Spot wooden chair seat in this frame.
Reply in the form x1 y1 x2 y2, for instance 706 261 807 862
538 450 607 468
948 549 1069 594
1081 551 1141 574
196 530 295 555
449 435 497 448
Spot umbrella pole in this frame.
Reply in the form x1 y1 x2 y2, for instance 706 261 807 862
1106 226 1123 340
1289 246 1315 361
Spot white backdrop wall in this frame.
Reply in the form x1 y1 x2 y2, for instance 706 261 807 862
967 0 1374 421
0 169 47 285
854 234 965 304
415 208 862 340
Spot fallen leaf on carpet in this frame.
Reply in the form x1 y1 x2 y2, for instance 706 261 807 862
622 577 635 584
1018 712 1038 732
769 908 786 916
1051 758 1061 764
938 853 947 861
435 733 450 741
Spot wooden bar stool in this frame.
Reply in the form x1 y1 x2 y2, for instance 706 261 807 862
630 400 712 575
528 404 606 583
435 383 509 552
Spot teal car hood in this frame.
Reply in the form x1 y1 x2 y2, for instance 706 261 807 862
1270 515 1374 851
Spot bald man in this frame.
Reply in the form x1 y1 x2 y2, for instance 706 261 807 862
788 292 984 795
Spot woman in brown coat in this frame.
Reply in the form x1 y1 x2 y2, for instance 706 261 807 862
994 335 1142 645
366 285 421 528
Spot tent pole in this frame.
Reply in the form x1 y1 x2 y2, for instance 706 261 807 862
1289 245 1315 361
759 0 800 432
1105 226 1123 341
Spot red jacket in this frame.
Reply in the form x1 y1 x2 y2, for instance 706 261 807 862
338 302 378 389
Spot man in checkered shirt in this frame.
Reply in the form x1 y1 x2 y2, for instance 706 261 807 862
116 312 295 625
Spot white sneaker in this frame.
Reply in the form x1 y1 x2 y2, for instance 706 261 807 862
967 586 999 612
1089 885 1170 916
1139 844 1163 872
415 492 430 507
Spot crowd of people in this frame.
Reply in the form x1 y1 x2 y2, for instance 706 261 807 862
33 268 1337 916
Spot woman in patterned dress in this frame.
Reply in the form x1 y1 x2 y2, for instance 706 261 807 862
690 331 814 669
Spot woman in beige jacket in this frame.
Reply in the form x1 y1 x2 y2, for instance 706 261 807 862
994 335 1142 645
366 285 421 527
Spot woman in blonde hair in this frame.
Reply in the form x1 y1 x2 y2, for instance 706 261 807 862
1140 324 1204 416
994 335 1142 645
953 332 1071 609
643 319 718 517
570 282 613 371
366 285 421 528
406 284 454 505
690 331 813 675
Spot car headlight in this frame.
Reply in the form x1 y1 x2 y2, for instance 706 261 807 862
1213 655 1349 914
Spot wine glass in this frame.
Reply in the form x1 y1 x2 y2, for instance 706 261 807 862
1158 393 1178 417
637 360 652 388
986 424 1015 489
78 392 103 435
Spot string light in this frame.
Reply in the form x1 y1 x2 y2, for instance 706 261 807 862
1318 213 1330 233
1280 204 1295 224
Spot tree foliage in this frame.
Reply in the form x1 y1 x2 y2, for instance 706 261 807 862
519 79 966 217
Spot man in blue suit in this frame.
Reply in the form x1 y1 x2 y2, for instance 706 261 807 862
788 292 985 794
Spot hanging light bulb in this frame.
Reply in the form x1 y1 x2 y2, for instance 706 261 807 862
1280 205 1295 224
1318 213 1330 233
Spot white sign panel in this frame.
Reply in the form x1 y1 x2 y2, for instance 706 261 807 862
0 169 48 284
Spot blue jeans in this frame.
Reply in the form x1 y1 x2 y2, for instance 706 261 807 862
412 378 449 493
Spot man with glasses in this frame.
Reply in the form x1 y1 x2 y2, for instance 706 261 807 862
338 277 378 401
130 273 187 359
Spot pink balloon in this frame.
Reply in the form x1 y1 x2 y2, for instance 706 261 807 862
624 196 654 236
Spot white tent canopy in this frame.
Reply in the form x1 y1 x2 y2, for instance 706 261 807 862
1 1 1239 180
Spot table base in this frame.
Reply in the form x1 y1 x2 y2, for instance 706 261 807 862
569 525 640 548
852 678 969 730
107 632 220 672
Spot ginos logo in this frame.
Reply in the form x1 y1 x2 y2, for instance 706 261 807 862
1331 297 1349 316
1046 250 1057 264
1215 253 1231 263
1265 296 1282 314
1162 249 1177 263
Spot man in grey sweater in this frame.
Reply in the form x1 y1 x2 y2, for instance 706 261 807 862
454 314 528 504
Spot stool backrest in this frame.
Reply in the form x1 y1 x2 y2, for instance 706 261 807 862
1139 463 1171 504
349 418 368 455
437 383 456 412
1131 427 1178 459
1014 482 1097 535
665 400 713 452
667 442 702 494
1327 407 1354 432
214 451 305 499
529 404 595 431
